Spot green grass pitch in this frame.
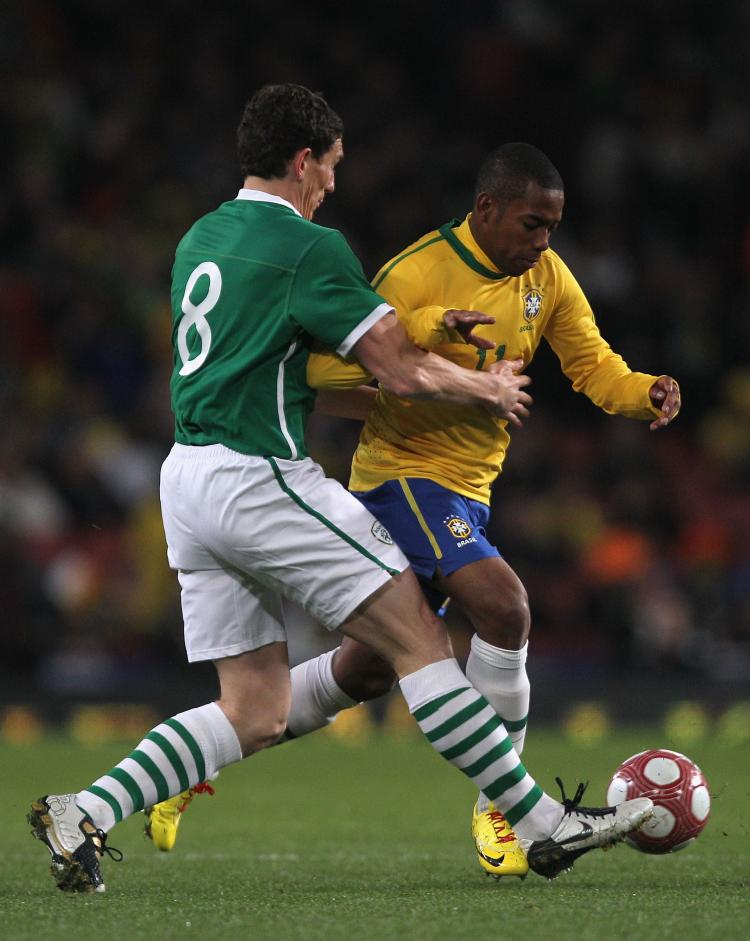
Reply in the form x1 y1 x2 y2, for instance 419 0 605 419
2 726 748 941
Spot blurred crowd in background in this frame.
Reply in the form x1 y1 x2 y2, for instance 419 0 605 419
1 0 749 712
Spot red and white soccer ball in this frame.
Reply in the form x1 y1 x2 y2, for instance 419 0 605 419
606 749 710 854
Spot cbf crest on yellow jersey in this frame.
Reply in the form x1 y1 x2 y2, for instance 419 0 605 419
307 214 661 504
522 288 543 322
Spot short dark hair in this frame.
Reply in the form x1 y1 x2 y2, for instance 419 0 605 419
237 83 344 179
475 143 563 206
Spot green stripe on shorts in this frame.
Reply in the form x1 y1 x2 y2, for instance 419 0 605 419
266 457 399 575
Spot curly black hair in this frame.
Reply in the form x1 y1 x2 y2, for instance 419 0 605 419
237 84 344 180
475 143 563 207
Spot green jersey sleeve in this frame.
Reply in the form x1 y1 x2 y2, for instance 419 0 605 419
289 230 392 355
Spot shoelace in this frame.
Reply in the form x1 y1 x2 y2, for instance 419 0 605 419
487 810 516 844
556 776 615 819
95 829 124 863
177 779 216 814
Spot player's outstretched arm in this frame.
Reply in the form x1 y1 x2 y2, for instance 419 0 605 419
308 309 500 422
353 312 532 425
648 375 681 430
307 308 497 393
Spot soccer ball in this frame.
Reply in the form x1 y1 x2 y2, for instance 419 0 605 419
606 749 710 854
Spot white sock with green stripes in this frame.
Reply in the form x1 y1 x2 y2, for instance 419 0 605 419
75 703 242 832
467 636 530 814
286 647 357 738
400 658 561 842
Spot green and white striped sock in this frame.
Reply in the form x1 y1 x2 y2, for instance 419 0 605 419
75 703 242 832
400 659 561 841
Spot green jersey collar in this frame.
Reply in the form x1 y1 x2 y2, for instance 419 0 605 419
438 218 509 280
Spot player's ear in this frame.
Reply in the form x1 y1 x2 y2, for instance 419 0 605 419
474 191 498 220
292 147 312 182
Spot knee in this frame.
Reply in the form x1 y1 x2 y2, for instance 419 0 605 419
243 715 288 755
250 715 288 752
504 581 531 633
219 703 288 756
355 656 398 700
333 642 398 701
473 581 530 648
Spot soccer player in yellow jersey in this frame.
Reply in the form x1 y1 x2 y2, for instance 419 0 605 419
304 142 680 875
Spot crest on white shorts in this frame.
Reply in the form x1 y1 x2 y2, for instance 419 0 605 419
371 520 393 545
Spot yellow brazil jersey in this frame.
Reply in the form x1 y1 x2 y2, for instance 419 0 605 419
306 214 660 504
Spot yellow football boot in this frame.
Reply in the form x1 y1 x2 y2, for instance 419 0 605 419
472 801 529 879
144 780 215 852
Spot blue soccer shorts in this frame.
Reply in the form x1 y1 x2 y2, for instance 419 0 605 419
351 477 501 581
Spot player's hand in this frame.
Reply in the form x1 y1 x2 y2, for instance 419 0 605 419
485 357 533 427
648 375 681 430
443 309 496 349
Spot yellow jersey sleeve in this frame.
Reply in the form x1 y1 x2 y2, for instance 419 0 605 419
306 343 371 389
305 305 454 389
544 259 660 420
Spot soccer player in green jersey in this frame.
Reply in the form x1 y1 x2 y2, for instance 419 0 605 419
28 85 652 894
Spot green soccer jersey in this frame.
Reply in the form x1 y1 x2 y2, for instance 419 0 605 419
170 190 391 458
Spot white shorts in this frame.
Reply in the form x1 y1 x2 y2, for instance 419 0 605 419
160 443 408 662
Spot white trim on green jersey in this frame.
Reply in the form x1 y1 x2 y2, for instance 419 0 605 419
170 191 391 459
337 302 393 357
277 338 300 459
235 188 302 214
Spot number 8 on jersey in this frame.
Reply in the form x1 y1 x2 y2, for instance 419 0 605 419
177 261 222 376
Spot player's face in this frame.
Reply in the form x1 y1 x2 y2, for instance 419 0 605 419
300 138 344 220
473 182 564 276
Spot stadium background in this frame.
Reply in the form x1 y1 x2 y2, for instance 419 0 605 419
1 0 749 742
